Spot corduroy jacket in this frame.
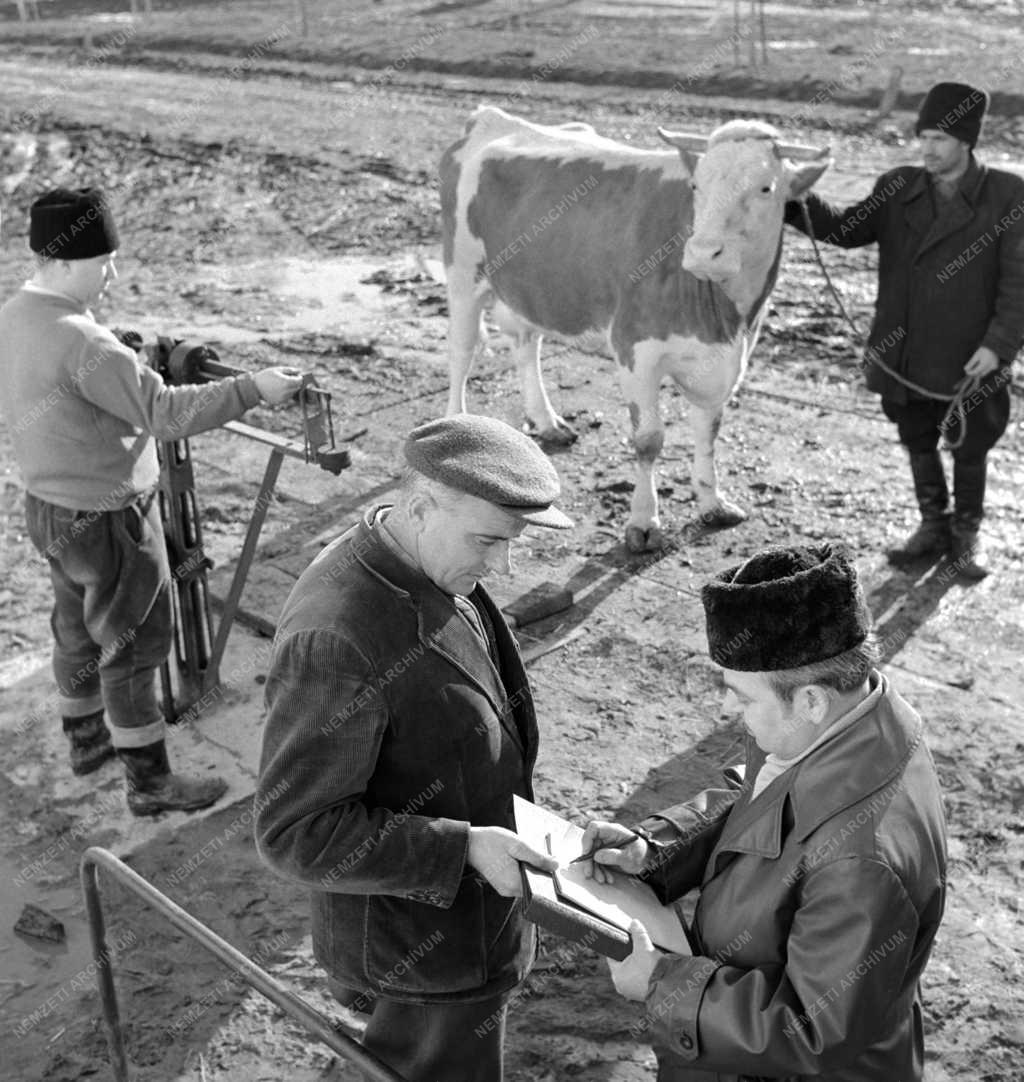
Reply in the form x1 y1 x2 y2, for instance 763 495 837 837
255 511 540 1003
637 674 947 1081
786 158 1024 404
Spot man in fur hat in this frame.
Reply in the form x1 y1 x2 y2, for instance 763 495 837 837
784 81 1024 579
0 187 303 814
583 543 947 1081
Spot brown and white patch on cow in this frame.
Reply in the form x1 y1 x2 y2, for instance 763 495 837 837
440 107 830 548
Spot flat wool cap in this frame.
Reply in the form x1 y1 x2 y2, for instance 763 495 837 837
30 187 119 261
404 414 573 529
915 81 989 148
701 543 871 672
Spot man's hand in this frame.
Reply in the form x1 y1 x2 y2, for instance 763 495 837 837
580 820 650 885
607 919 661 1001
253 366 304 405
466 826 558 897
964 345 999 379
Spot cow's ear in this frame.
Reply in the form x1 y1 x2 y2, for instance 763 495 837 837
786 159 832 199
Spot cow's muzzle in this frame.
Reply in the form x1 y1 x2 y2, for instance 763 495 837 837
682 239 741 281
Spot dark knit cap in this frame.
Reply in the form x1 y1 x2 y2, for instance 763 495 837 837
404 414 573 529
29 188 119 261
701 543 871 672
915 81 989 149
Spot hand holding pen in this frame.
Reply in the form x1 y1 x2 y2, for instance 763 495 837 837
576 821 651 885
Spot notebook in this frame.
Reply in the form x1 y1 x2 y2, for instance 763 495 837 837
513 795 690 959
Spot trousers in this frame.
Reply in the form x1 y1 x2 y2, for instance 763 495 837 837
330 978 511 1082
25 491 172 748
881 373 1011 461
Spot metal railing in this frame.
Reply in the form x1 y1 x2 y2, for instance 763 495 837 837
80 846 407 1082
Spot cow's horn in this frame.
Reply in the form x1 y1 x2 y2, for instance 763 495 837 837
776 142 832 160
659 129 829 160
657 129 709 151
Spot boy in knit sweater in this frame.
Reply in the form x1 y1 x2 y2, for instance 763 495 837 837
0 187 303 815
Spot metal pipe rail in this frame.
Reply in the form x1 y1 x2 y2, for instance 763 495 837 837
80 846 407 1082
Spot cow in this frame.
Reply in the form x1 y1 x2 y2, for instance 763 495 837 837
440 106 830 552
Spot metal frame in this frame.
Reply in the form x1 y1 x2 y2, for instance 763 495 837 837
160 415 351 712
80 846 407 1082
149 340 352 716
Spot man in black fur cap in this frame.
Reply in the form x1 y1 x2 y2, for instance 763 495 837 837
784 81 1024 579
0 187 303 813
584 543 947 1082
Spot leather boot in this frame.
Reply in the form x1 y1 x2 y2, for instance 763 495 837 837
951 459 990 580
63 709 116 776
887 450 951 563
118 740 228 817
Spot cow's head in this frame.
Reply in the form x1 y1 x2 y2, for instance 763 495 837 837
659 120 830 284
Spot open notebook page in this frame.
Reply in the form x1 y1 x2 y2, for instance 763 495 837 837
513 796 690 956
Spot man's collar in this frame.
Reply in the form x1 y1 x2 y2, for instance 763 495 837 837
714 673 923 858
347 506 439 602
765 675 883 773
904 155 985 204
788 672 922 840
22 281 88 309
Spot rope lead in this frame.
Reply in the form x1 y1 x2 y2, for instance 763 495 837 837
797 200 981 450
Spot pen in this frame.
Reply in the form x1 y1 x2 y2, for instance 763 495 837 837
569 829 643 865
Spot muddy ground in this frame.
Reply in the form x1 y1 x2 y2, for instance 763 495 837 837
1 3 1023 1080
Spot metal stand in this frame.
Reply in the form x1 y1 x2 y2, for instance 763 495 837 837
141 338 353 721
157 432 216 714
80 846 406 1082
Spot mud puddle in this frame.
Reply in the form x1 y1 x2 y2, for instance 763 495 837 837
165 255 397 345
0 847 95 1042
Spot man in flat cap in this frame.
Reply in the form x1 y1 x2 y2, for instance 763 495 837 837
583 543 947 1081
255 414 573 1081
784 81 1024 579
0 187 303 814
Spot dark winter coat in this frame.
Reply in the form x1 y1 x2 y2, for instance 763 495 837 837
637 675 947 1081
786 158 1024 403
255 511 538 1003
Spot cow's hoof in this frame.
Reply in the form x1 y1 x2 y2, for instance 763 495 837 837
534 421 578 447
625 525 665 553
700 501 748 529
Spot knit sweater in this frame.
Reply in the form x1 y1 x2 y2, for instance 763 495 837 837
0 286 261 511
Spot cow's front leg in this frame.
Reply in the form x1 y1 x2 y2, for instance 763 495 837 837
500 306 576 445
690 403 746 528
618 369 667 552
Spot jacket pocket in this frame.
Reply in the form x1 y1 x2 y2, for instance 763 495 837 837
363 879 487 995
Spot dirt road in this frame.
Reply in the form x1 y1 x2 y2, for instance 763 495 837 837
1 26 1022 1082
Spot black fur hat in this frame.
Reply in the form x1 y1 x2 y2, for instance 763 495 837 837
915 82 988 149
29 187 119 261
701 543 871 672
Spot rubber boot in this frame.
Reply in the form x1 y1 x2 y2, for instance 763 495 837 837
951 459 990 580
62 709 116 776
118 740 228 817
887 450 952 563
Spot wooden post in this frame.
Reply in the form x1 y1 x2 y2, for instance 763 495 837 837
758 0 768 66
875 64 903 121
733 0 741 66
748 0 757 66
